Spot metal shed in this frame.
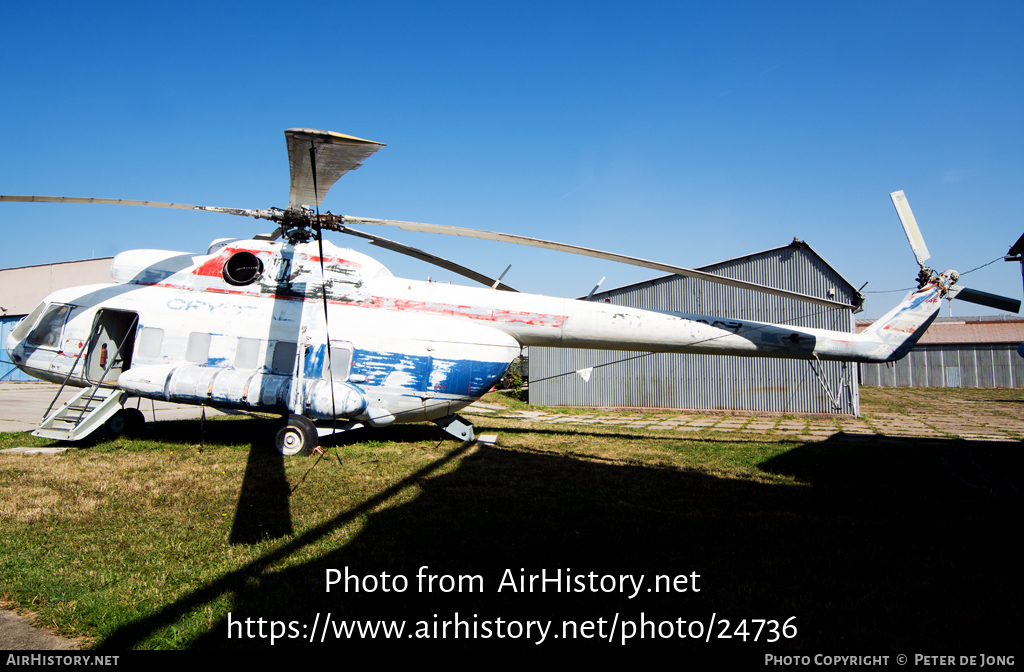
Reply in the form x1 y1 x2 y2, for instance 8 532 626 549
529 239 863 415
858 315 1024 388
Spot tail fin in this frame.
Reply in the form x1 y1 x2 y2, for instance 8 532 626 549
863 284 942 362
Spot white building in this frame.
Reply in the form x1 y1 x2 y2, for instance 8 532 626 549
1 258 113 381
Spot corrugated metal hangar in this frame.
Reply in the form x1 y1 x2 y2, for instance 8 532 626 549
529 239 864 415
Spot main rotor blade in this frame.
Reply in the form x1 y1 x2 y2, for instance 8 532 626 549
337 216 856 309
1 193 856 308
0 194 263 218
890 190 931 269
286 129 385 209
953 286 1021 313
333 226 518 292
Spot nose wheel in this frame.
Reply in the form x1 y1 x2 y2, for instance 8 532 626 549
271 415 319 456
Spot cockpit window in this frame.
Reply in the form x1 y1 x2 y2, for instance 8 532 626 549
26 304 71 348
10 302 46 344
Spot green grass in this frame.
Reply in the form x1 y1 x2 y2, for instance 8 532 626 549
0 395 1020 651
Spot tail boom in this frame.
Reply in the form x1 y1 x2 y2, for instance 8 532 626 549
363 276 944 365
519 285 944 364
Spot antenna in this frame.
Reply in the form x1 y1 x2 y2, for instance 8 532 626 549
490 265 512 289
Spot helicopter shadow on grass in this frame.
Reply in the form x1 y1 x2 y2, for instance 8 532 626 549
94 424 1021 652
65 413 298 543
228 428 295 544
485 423 812 447
149 415 298 544
223 419 798 546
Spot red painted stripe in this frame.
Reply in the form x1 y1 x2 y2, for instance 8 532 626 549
142 275 567 327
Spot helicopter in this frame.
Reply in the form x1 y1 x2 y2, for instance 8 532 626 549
3 129 1019 455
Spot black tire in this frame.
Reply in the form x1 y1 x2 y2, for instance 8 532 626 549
271 415 319 456
106 408 146 438
105 412 128 436
120 408 145 437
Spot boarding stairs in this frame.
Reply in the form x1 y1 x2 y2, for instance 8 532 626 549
32 385 127 441
33 310 138 441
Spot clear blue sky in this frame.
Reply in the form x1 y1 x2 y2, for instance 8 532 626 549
1 1 1021 318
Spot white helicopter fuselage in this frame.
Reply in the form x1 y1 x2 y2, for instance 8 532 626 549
5 237 942 429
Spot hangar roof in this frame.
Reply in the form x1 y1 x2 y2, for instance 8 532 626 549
856 314 1024 344
584 238 861 306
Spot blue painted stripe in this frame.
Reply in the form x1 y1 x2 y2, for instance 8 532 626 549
352 348 509 396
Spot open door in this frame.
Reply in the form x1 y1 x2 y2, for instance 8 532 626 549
85 310 138 384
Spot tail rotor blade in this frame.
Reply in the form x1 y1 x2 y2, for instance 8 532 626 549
890 190 932 269
953 286 1021 313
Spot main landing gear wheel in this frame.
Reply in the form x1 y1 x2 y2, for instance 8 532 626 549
106 408 145 438
272 415 319 456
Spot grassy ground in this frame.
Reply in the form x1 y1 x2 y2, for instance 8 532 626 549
0 390 1019 651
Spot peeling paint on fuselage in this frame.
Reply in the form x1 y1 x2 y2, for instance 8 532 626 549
6 239 526 425
352 349 508 397
303 343 326 380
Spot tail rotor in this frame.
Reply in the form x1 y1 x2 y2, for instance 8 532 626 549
889 190 1020 313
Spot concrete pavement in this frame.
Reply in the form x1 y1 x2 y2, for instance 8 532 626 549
463 388 1024 442
0 381 226 434
3 382 1022 443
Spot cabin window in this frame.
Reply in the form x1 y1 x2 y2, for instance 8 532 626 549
186 332 212 364
327 342 353 381
271 341 297 374
235 337 261 369
27 304 71 348
137 328 164 359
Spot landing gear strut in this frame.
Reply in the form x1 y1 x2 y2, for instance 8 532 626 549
433 414 475 442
